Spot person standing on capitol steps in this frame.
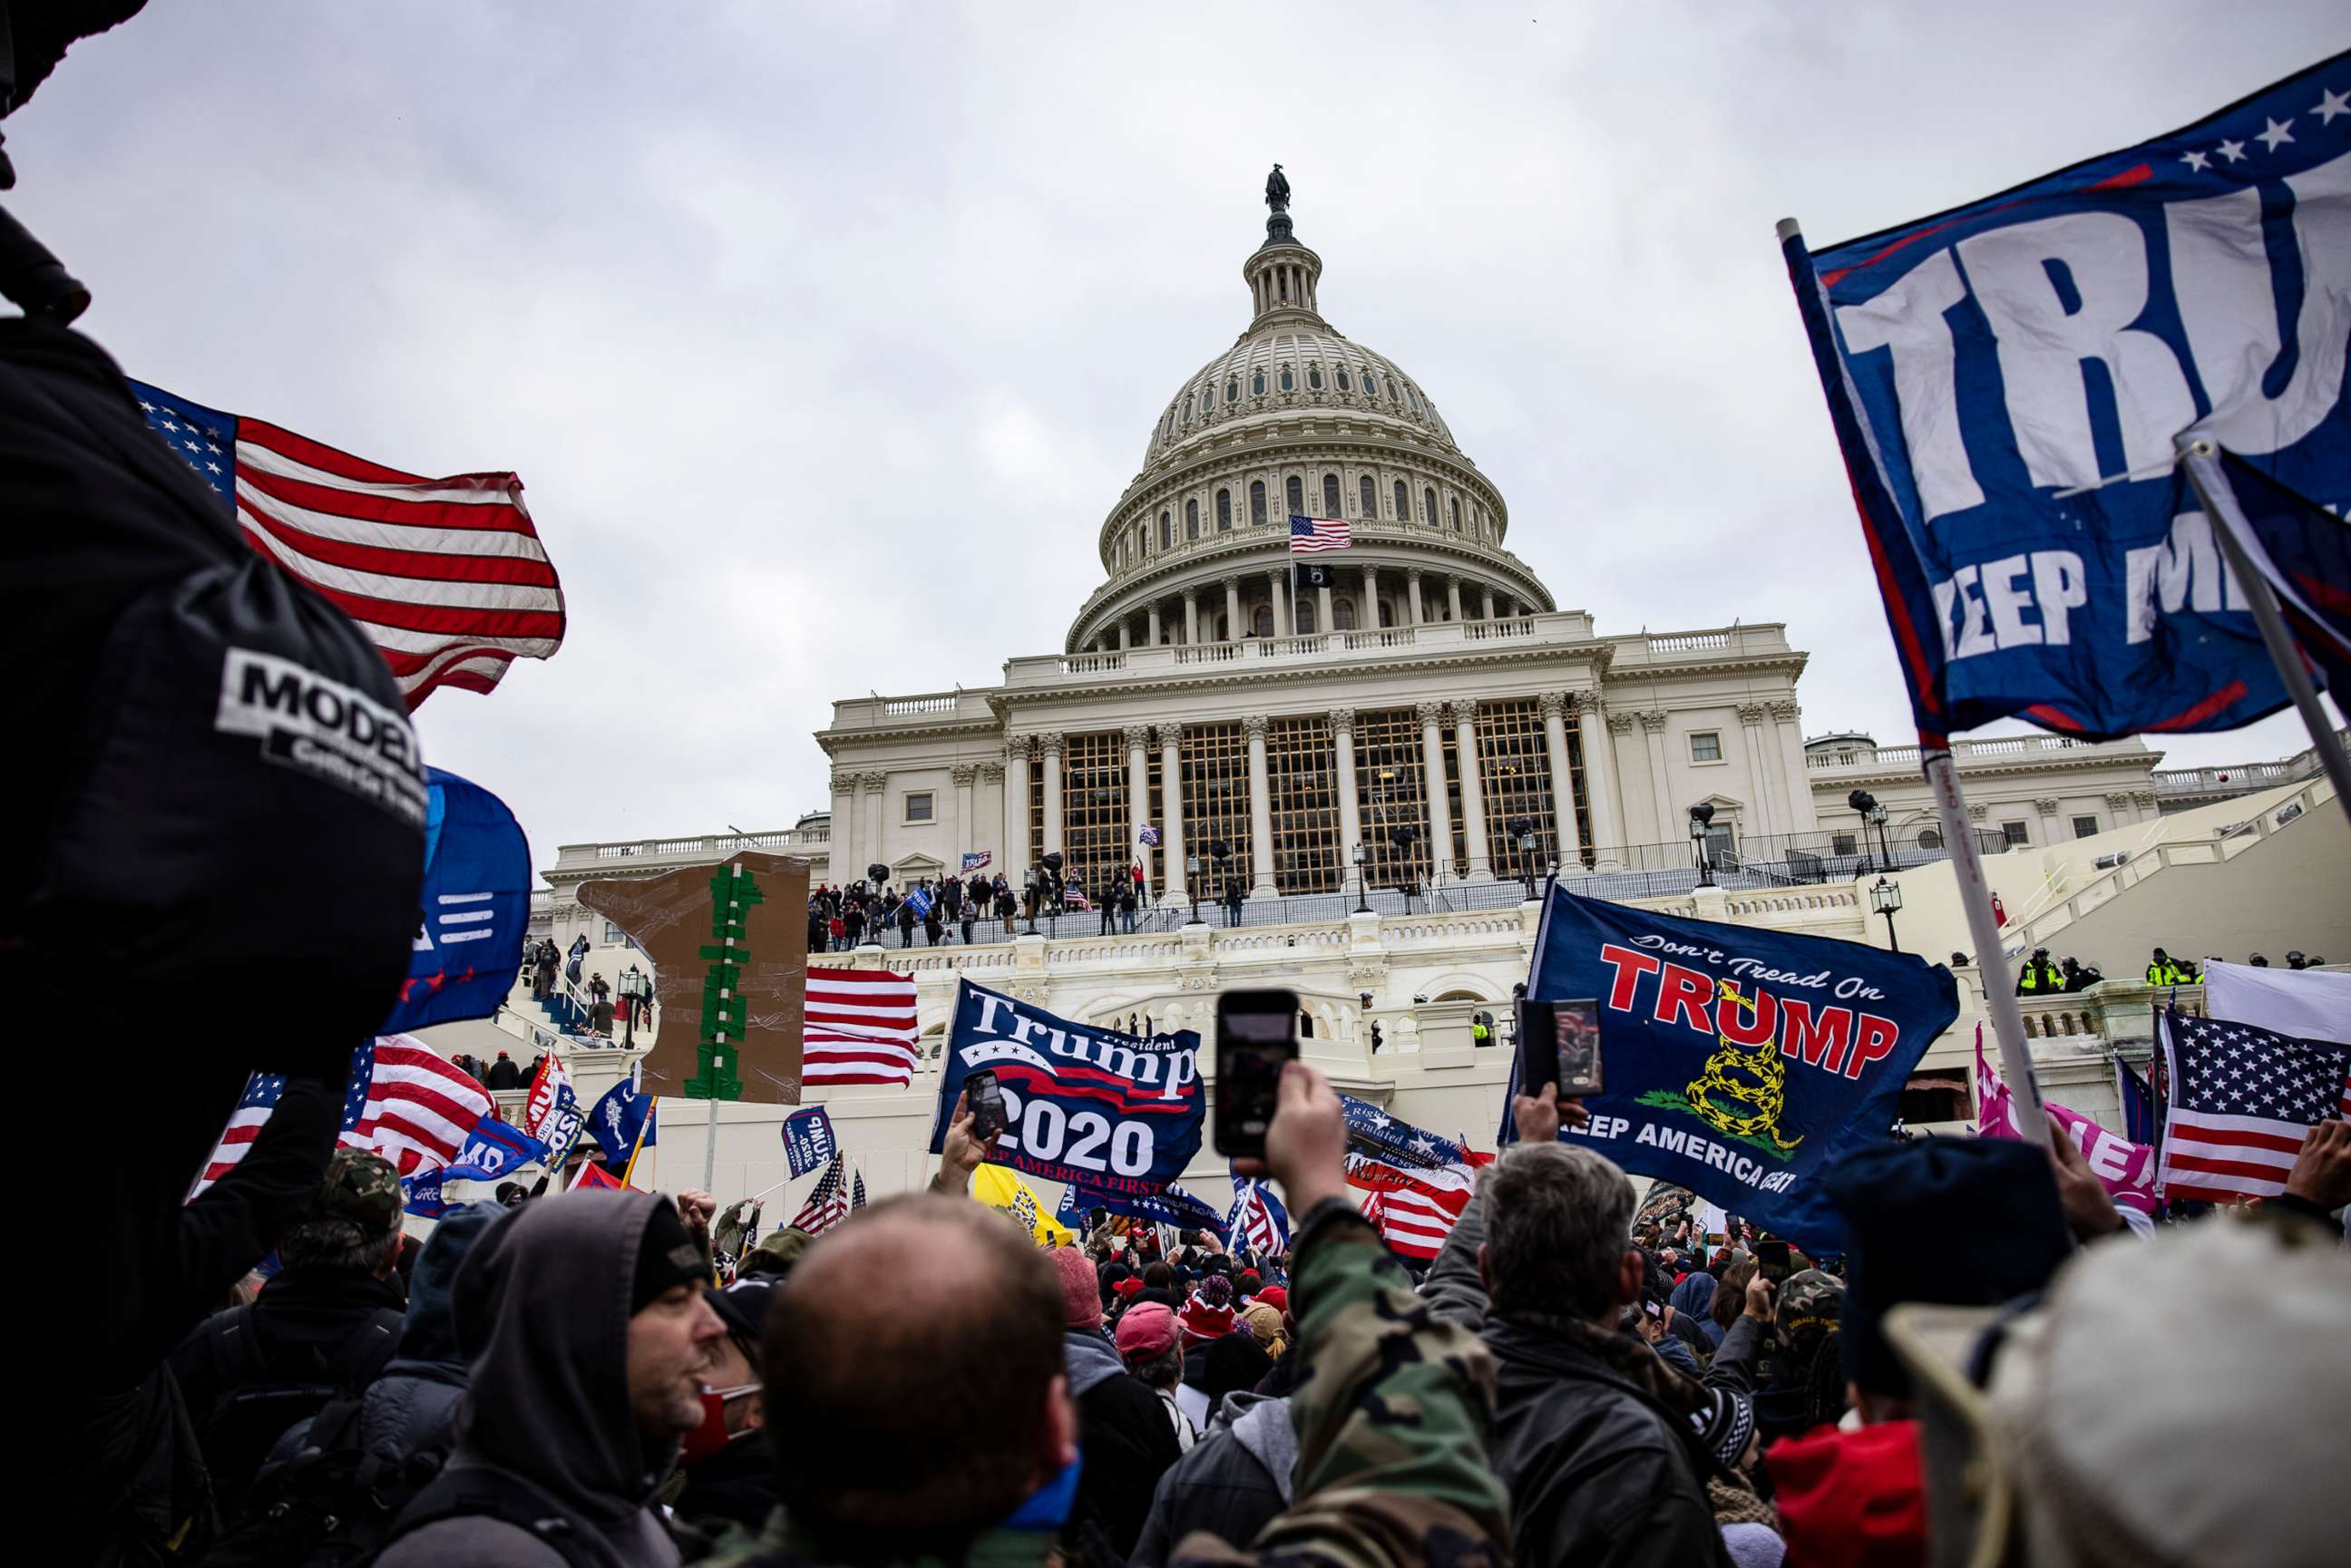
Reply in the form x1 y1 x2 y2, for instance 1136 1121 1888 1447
2014 948 2063 995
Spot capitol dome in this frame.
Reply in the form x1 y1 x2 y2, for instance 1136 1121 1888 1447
1068 172 1552 655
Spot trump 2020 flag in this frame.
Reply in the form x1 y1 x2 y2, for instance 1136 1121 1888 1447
1057 1180 1224 1233
931 979 1204 1200
380 767 532 1035
1517 888 1958 1251
1782 54 2350 742
782 1105 838 1178
440 1118 551 1183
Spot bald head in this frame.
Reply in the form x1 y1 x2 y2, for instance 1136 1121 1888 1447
765 1193 1065 1539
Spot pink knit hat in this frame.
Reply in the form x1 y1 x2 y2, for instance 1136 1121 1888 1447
1176 1294 1235 1343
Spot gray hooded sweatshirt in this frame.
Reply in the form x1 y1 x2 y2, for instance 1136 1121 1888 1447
377 1192 683 1568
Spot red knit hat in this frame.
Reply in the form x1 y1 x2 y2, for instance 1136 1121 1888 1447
1767 1420 1927 1568
1176 1294 1234 1343
1048 1246 1100 1329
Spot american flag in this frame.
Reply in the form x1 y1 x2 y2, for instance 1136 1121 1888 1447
192 1036 493 1196
2155 1008 2350 1205
803 969 922 1087
1226 1177 1291 1256
131 380 564 708
1289 513 1351 553
790 1155 867 1236
1361 1183 1471 1261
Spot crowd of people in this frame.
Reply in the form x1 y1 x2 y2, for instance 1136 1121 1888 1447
63 1051 2348 1568
805 860 1251 953
2006 943 2332 995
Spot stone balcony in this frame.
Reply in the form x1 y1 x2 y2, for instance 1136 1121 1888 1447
548 825 832 884
1804 734 2157 778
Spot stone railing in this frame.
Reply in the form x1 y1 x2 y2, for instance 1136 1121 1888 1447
553 826 831 871
1806 734 2151 773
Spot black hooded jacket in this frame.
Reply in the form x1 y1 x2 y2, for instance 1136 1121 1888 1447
379 1193 685 1568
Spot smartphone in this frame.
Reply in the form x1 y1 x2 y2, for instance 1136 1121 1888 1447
1515 997 1605 1099
1215 989 1300 1158
1755 1238 1793 1284
966 1069 1010 1142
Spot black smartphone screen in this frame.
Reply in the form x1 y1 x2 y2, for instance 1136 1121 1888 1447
966 1069 1009 1141
1756 1239 1792 1283
1516 997 1606 1100
1215 989 1299 1157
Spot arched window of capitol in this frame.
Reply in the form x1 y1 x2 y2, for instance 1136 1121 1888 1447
1186 499 1200 539
1286 475 1304 514
1250 482 1266 525
1216 489 1233 531
1394 479 1408 521
1322 472 1341 515
1359 474 1375 518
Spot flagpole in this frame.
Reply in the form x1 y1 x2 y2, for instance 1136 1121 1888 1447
2177 436 2351 833
1923 745 2050 1144
619 1098 654 1189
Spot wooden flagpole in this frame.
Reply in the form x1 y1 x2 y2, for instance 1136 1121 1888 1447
1923 747 2050 1145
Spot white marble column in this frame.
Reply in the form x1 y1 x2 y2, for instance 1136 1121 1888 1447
1244 715 1277 896
980 762 1004 872
951 764 976 864
1039 734 1066 860
1769 700 1817 832
1417 700 1453 884
1451 699 1492 880
1223 577 1242 642
1407 569 1425 626
1540 694 1585 867
1479 587 1496 620
830 771 856 879
857 773 886 877
1117 619 1131 651
1267 570 1290 638
1446 577 1465 622
1361 564 1381 628
1146 603 1161 646
1585 706 1628 869
1640 712 1673 841
1316 580 1334 637
2034 797 2063 847
1737 703 1778 833
1184 590 1199 646
1158 723 1187 901
1126 725 1153 895
1003 738 1031 882
1332 708 1362 893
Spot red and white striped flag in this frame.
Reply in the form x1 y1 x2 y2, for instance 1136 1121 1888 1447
2154 1008 2349 1204
192 1035 493 1195
803 969 922 1087
132 381 565 708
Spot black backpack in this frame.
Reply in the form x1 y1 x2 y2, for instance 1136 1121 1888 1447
376 1469 604 1568
190 1303 405 1524
201 1387 443 1568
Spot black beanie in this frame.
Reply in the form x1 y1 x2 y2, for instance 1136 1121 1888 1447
1823 1137 2072 1398
632 1200 708 1313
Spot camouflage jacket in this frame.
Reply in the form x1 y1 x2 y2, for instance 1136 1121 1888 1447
694 1207 1507 1568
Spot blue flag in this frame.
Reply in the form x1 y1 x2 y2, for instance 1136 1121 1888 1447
380 767 533 1034
782 1106 838 1178
1057 1180 1224 1232
1515 888 1958 1250
1784 54 2350 743
932 979 1204 1200
1224 1177 1292 1256
905 885 935 920
586 1075 655 1172
441 1118 551 1183
2114 1056 2159 1148
402 1169 454 1219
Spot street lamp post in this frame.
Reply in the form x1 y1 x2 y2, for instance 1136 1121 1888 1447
1689 803 1716 888
619 963 642 1049
1351 842 1371 914
1870 875 1905 952
1209 840 1233 927
1846 789 1878 874
1507 815 1539 901
1185 854 1203 925
1869 801 1894 869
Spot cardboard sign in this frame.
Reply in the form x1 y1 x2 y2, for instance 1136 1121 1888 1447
580 852 812 1104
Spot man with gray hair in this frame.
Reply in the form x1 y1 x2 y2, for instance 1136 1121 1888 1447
1423 1086 1732 1568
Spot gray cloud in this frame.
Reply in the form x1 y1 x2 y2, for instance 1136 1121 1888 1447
13 2 2340 864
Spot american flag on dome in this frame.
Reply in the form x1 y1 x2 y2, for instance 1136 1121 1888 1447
1289 513 1351 553
790 1155 866 1236
191 1036 493 1197
2154 1008 2349 1205
130 380 565 709
803 968 922 1087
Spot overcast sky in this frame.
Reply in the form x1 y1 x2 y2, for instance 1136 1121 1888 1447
15 3 2344 869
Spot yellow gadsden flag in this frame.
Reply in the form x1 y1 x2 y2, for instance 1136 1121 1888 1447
971 1164 1076 1248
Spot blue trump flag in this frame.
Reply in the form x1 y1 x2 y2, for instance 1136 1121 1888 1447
1057 1180 1224 1232
1515 888 1958 1250
932 979 1204 1199
782 1106 838 1177
402 1170 454 1220
441 1118 550 1183
380 767 533 1034
1783 54 2350 743
587 1074 655 1173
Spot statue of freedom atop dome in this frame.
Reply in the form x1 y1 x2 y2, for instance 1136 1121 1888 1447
1264 163 1290 214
